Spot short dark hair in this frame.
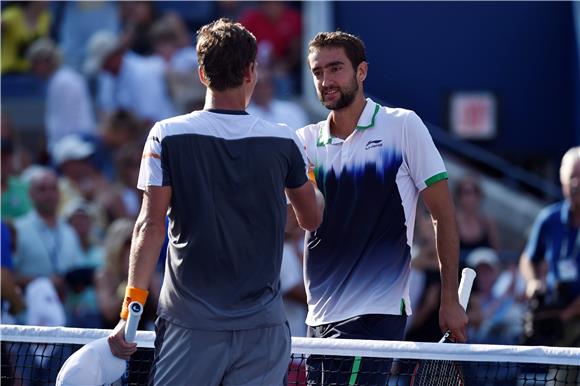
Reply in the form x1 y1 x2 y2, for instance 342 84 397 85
196 18 257 91
308 31 367 70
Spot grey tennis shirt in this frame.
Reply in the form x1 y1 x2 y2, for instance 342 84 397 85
138 109 308 330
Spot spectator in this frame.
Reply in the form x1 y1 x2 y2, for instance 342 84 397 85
55 1 120 72
466 248 524 344
85 30 176 126
12 167 83 299
1 1 51 74
27 38 97 152
96 108 145 180
118 1 159 56
113 143 143 218
1 137 32 221
520 146 580 348
240 1 302 96
61 199 104 328
62 198 104 268
94 218 160 329
53 134 126 226
246 67 309 130
454 175 501 268
149 16 203 114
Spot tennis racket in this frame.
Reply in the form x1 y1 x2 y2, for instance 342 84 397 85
410 268 476 386
56 301 143 386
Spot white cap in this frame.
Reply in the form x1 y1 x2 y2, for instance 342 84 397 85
56 337 126 386
84 30 120 75
61 198 96 221
466 247 499 268
52 135 95 166
25 277 66 327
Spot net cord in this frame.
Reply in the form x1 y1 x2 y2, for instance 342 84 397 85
2 325 579 366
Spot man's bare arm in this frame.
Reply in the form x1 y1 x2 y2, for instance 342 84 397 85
286 181 324 232
109 185 171 359
421 179 468 342
128 186 171 290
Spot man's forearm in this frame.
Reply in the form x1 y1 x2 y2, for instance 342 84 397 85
434 217 460 303
127 218 166 291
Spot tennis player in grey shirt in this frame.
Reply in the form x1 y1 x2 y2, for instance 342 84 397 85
108 18 324 386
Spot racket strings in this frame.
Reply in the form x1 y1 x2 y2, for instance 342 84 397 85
413 359 463 386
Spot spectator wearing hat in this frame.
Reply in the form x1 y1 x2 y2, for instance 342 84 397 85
85 30 176 126
13 167 83 300
63 198 104 268
467 247 525 345
53 134 127 228
28 38 97 153
62 198 104 328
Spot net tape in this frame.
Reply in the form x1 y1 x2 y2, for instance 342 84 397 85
1 325 579 386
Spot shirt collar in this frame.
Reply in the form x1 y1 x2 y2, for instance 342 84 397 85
317 98 380 147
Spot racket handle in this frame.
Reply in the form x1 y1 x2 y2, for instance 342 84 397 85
124 301 143 343
458 267 477 310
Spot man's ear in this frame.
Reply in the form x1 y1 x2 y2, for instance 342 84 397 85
245 61 257 83
357 61 368 83
198 66 209 86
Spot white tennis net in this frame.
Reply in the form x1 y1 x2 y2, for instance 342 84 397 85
1 324 579 385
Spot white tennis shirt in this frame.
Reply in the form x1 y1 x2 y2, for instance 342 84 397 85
296 98 447 326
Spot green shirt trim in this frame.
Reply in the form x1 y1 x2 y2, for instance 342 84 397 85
425 171 448 187
355 103 380 130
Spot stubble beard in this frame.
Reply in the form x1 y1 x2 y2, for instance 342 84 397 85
319 76 359 111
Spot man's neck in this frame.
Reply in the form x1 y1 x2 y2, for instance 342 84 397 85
38 212 57 228
329 95 366 140
204 87 248 111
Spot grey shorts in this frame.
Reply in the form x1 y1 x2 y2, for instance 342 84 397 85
149 318 291 386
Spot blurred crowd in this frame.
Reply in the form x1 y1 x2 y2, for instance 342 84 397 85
1 1 578 350
1 0 308 332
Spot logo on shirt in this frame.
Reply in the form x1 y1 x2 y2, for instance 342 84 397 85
151 136 160 143
365 139 383 150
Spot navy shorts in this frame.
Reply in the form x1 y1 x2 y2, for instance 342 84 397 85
306 314 407 386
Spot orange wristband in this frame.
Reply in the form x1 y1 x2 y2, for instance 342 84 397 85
120 286 149 320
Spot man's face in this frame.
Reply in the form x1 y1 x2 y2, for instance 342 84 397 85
308 47 360 111
30 173 59 217
102 51 123 75
563 159 580 209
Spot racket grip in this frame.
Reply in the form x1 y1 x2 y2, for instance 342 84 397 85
458 268 476 310
124 301 143 343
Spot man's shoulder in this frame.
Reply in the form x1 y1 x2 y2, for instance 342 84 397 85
296 121 324 140
536 201 565 224
376 104 417 123
14 211 36 230
153 112 197 136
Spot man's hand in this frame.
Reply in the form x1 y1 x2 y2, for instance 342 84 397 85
108 319 138 360
439 299 469 343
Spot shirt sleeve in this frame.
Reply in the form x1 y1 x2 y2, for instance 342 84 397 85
403 111 447 191
137 123 167 189
524 207 549 263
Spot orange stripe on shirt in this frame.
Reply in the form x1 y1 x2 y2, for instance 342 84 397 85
142 153 161 159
